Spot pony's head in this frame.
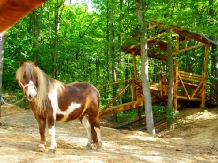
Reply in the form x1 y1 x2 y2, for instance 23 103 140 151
16 61 39 100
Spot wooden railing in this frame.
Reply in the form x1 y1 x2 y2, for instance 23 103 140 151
176 71 205 99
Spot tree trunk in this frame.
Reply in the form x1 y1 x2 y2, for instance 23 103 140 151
0 30 6 119
136 0 155 135
52 0 64 78
118 0 123 106
109 0 117 122
31 6 43 62
209 0 218 106
166 28 174 129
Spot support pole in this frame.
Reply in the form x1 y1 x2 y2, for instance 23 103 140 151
201 44 209 108
173 59 179 110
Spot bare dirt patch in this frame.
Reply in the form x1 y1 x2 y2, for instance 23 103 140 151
0 105 218 163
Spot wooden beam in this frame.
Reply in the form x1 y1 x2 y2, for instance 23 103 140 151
190 77 204 98
99 100 144 118
172 42 205 54
0 0 46 32
175 34 179 54
178 73 191 100
99 81 132 115
132 51 137 78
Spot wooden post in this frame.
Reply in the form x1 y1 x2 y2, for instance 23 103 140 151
175 34 179 53
173 59 179 110
131 51 137 102
131 50 142 118
132 51 138 79
201 44 209 108
159 73 163 98
161 59 167 95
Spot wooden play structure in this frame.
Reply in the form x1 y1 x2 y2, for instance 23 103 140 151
99 21 217 118
0 0 46 32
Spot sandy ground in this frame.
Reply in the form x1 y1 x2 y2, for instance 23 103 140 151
0 105 218 163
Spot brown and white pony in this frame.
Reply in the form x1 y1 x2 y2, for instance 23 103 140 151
16 61 102 152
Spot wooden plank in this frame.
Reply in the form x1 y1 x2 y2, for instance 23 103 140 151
178 73 191 99
179 71 203 78
0 0 46 32
178 71 204 84
172 43 204 54
190 77 205 98
177 95 201 101
99 100 144 118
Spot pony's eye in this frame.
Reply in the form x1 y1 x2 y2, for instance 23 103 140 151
23 74 26 79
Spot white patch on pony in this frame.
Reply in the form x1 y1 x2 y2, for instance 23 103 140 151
48 82 60 121
49 126 57 150
94 126 102 143
57 102 81 122
48 81 81 122
82 115 92 144
27 80 37 98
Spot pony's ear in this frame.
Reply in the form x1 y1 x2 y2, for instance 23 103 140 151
19 61 24 66
34 62 38 67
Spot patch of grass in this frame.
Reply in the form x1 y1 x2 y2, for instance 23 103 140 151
202 108 209 113
176 119 186 127
117 109 140 123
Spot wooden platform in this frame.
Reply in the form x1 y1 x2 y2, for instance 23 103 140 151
98 74 217 118
0 0 46 32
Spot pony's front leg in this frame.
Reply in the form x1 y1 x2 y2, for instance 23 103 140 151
34 116 46 152
48 126 57 153
47 115 57 153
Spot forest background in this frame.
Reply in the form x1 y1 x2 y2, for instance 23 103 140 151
1 0 218 123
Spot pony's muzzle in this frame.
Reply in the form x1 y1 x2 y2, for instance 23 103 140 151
27 85 37 99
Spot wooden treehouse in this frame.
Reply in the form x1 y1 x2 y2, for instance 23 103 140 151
0 0 46 32
99 21 218 118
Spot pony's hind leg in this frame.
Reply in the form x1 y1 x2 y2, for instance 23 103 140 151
90 117 102 150
80 114 92 149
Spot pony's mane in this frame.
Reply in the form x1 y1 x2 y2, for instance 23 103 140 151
16 61 63 112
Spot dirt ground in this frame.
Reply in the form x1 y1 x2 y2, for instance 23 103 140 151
0 105 218 163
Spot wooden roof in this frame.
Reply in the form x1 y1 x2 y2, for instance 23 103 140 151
122 21 218 60
0 0 46 32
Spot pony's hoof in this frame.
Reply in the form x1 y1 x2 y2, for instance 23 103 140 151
38 144 45 152
97 144 102 150
48 149 56 154
38 147 45 152
86 144 92 150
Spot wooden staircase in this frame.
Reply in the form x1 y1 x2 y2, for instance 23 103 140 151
99 100 144 118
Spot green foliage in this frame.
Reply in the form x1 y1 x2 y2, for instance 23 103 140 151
202 108 209 113
116 109 139 123
1 0 218 113
176 119 186 127
165 107 179 123
153 105 179 123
